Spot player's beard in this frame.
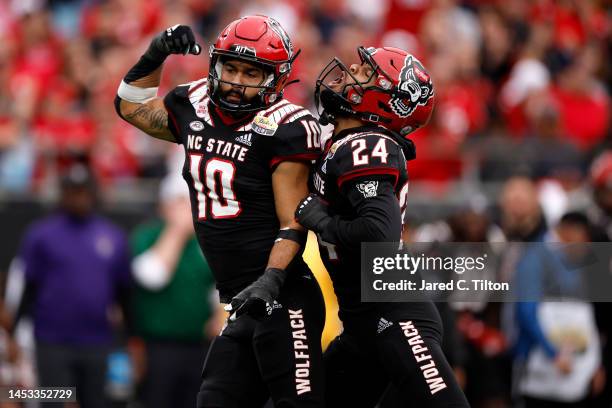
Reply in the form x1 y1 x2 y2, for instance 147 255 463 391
221 87 249 104
218 87 258 117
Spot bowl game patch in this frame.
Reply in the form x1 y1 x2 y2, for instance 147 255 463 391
251 114 278 136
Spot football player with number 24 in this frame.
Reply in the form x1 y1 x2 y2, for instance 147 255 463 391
295 46 471 407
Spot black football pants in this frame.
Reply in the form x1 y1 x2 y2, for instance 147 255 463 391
197 271 326 408
325 302 470 408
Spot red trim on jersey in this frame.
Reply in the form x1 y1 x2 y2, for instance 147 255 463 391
213 106 255 128
269 153 320 169
337 167 399 188
323 138 334 153
279 108 307 124
214 106 239 125
188 80 207 96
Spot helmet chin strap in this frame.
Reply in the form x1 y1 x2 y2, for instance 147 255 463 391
318 87 349 125
319 88 391 127
319 110 334 126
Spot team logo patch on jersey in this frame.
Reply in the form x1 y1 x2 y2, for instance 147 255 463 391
389 55 433 118
251 114 278 136
235 133 253 146
189 121 204 131
356 180 379 198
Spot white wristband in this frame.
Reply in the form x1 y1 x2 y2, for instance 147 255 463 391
117 80 158 104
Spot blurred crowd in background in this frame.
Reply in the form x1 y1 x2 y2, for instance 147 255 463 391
0 0 611 192
1 0 612 407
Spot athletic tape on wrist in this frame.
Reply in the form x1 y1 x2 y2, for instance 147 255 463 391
275 228 307 246
117 81 158 104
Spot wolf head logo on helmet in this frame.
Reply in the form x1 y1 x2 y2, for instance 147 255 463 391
315 46 435 137
267 17 294 59
389 55 433 118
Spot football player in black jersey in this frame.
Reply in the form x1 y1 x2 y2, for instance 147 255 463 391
295 47 470 407
115 16 325 408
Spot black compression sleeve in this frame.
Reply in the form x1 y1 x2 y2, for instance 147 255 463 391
320 178 402 249
122 37 169 83
123 54 166 83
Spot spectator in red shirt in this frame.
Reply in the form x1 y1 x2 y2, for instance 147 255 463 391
551 44 609 151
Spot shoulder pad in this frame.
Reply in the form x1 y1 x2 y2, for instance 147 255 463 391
237 100 315 134
263 100 310 125
266 109 322 167
177 78 211 125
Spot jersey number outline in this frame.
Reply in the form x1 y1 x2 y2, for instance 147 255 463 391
189 154 241 220
301 119 321 150
351 138 389 166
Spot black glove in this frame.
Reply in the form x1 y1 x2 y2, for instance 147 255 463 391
295 193 332 234
225 268 287 321
145 24 201 62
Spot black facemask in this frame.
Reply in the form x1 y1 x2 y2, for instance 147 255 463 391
317 87 354 126
314 50 392 127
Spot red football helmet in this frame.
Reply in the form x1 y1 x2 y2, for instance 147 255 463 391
208 15 299 112
315 46 434 136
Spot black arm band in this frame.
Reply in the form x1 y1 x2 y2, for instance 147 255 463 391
123 35 170 83
276 228 307 246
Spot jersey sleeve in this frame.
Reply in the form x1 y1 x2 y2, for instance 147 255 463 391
162 83 191 144
269 113 322 168
321 176 402 248
330 133 406 188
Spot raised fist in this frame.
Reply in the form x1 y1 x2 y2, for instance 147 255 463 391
152 25 202 56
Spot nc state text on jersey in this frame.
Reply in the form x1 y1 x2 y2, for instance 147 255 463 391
187 135 249 162
313 172 325 195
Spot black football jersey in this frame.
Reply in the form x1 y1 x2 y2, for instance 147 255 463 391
164 78 322 298
309 125 413 312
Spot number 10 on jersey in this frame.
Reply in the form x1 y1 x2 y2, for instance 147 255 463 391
189 154 241 219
